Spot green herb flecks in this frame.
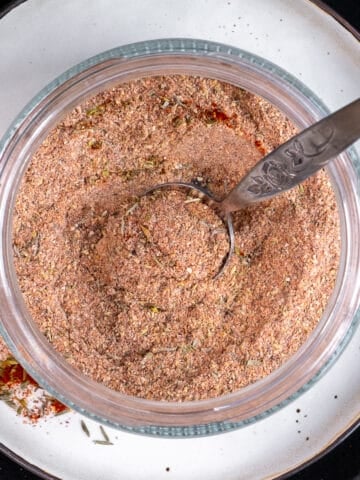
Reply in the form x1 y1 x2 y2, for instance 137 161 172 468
80 419 91 437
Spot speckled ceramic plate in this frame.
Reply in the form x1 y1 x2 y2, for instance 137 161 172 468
0 1 359 479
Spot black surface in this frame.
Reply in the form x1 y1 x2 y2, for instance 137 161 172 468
0 0 359 479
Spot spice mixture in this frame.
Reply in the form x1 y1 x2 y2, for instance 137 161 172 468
0 336 68 421
0 336 10 362
12 75 340 401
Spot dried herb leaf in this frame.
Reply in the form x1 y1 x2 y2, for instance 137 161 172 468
141 225 152 242
86 103 107 117
144 304 165 314
246 359 262 367
81 419 90 437
88 139 103 150
92 440 114 446
100 425 110 442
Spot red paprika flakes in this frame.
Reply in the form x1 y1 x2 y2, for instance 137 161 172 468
0 357 69 422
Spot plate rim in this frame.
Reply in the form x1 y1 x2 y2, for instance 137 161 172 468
0 442 59 480
311 0 360 40
1 415 359 480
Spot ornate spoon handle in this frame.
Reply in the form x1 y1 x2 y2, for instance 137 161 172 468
221 98 360 213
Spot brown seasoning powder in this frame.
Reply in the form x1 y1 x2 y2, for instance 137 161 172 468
12 76 340 401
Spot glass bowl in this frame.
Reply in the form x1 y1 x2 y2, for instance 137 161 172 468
0 38 359 437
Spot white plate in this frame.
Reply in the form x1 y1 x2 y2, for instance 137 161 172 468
0 1 359 479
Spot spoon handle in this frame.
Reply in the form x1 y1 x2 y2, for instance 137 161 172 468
221 98 360 213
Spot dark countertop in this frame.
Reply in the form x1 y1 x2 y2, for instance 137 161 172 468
0 0 359 479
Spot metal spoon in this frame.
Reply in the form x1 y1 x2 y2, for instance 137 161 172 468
143 98 360 277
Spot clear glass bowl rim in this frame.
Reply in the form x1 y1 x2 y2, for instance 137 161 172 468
0 38 359 437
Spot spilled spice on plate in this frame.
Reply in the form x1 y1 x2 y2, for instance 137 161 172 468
12 75 340 401
0 337 69 421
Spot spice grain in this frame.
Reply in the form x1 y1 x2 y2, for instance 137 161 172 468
12 75 340 401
